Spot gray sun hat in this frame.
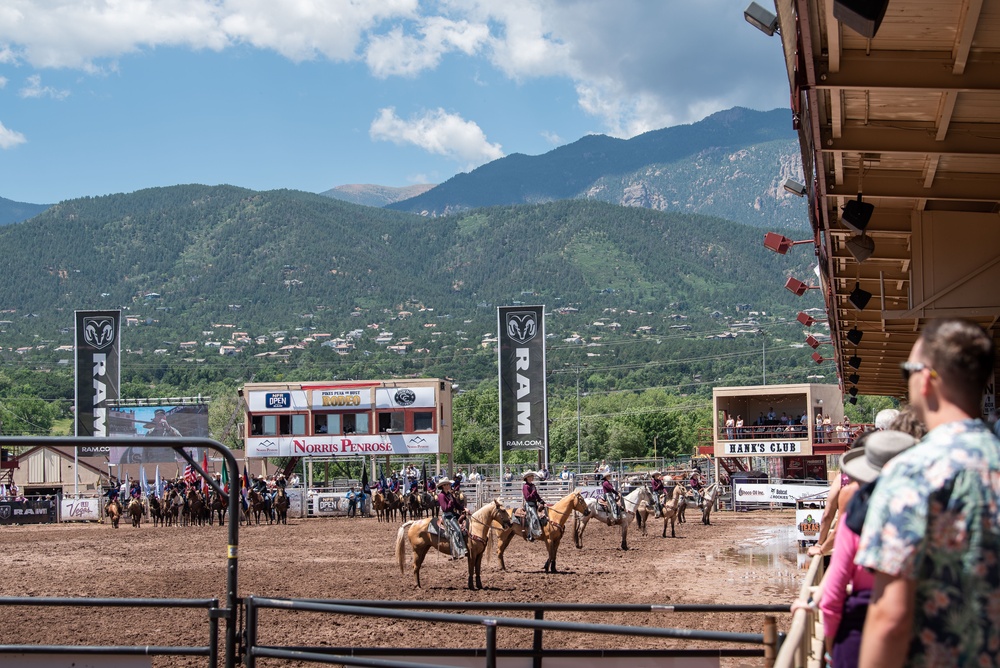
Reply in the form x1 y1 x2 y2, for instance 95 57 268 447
522 471 536 481
840 429 918 484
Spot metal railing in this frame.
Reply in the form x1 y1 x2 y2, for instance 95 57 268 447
773 554 825 668
244 597 789 668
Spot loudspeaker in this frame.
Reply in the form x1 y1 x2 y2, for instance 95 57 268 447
849 282 873 311
848 396 858 405
848 386 859 397
842 197 874 234
848 373 860 385
846 327 864 346
848 355 862 370
846 234 875 262
833 0 889 38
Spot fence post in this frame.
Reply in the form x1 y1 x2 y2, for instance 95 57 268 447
763 615 777 668
533 609 544 668
484 620 497 668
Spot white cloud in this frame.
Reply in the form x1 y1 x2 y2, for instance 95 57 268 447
0 120 27 149
365 17 489 77
370 107 503 168
19 74 70 100
540 130 562 146
0 76 7 88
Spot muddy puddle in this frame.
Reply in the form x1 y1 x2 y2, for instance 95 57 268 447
704 524 805 598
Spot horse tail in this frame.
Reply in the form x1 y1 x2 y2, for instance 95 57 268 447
396 521 413 575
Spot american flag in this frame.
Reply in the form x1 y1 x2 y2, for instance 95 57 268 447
184 464 197 484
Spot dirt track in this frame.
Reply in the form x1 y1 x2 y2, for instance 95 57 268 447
0 508 801 667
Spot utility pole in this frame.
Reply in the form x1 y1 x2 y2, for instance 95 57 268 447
576 366 582 466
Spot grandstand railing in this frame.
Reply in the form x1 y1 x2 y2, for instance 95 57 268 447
773 553 825 668
244 597 789 668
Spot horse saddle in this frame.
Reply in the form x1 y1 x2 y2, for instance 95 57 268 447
429 518 442 537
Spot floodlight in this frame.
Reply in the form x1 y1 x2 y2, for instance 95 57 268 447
846 327 864 346
785 277 820 296
764 232 811 255
842 195 874 234
848 373 860 385
848 396 858 405
811 352 825 364
848 386 859 397
848 355 862 370
833 0 889 39
744 2 779 35
806 335 829 349
846 234 875 263
782 178 806 197
797 311 826 327
848 282 873 311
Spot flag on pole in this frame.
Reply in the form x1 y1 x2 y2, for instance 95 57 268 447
361 464 370 494
139 465 148 496
155 465 162 497
422 462 429 491
221 462 229 493
202 450 210 495
183 465 196 485
242 464 250 491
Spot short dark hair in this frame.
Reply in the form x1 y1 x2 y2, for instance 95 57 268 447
919 319 995 410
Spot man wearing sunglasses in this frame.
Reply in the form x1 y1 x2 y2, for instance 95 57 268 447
856 319 999 668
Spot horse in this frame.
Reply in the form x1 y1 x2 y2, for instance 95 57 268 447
699 482 721 525
248 489 273 525
164 489 184 527
494 490 591 573
186 488 207 526
373 490 388 522
209 489 229 526
625 485 658 535
149 495 164 527
105 498 122 529
396 498 511 590
406 488 425 519
575 488 634 551
127 497 145 528
656 484 687 538
273 488 289 524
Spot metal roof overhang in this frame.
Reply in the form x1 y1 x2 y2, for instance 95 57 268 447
774 0 1000 399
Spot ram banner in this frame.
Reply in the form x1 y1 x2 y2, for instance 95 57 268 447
497 305 547 456
74 310 121 437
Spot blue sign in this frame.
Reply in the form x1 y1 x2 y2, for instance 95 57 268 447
266 392 291 409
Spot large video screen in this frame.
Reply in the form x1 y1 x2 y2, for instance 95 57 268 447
106 404 210 465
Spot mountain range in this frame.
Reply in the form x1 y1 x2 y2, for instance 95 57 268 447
0 196 50 226
320 183 436 208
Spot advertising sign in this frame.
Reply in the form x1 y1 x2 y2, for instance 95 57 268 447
246 434 440 458
733 481 829 505
107 404 209 464
717 439 810 457
374 387 435 409
497 305 547 454
74 309 121 437
312 388 371 410
0 500 55 525
247 390 308 412
61 496 101 522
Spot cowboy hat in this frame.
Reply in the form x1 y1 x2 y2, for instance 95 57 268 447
602 471 613 479
840 430 917 484
522 471 536 480
650 471 662 478
437 477 453 487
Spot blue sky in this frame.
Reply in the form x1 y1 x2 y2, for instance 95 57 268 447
0 1 789 204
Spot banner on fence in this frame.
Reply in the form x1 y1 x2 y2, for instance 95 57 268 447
733 481 829 505
0 499 55 525
61 496 101 522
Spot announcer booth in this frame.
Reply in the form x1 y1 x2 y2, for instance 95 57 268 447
239 379 455 476
711 383 849 508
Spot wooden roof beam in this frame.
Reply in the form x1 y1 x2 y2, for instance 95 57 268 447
818 51 1000 92
821 124 1000 157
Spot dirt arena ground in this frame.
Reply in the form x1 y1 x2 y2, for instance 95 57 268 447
0 507 803 667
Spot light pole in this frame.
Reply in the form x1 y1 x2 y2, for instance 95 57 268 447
576 366 582 466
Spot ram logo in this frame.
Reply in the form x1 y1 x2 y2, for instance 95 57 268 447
82 317 116 350
505 312 538 344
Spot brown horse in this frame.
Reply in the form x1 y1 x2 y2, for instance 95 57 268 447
273 488 289 524
164 489 183 527
494 491 590 573
149 495 165 527
186 488 207 526
396 498 511 590
657 484 687 538
128 497 145 528
106 498 122 529
209 489 228 526
373 491 388 522
248 489 273 525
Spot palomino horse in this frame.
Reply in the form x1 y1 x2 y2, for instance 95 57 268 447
494 491 591 573
106 498 123 529
273 488 289 524
248 489 273 525
209 489 228 526
575 489 634 551
699 482 721 525
396 498 511 590
659 484 687 538
127 497 145 528
373 491 388 522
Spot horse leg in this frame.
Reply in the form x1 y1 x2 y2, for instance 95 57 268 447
473 550 484 590
412 543 430 588
621 518 629 551
497 532 514 571
574 517 587 549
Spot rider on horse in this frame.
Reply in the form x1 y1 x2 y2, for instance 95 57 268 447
649 471 666 517
522 471 547 541
689 469 705 506
600 471 624 522
436 477 467 559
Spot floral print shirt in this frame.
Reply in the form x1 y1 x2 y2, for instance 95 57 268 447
855 419 1000 667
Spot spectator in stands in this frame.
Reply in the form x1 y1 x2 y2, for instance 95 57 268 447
560 466 572 481
538 466 549 481
725 413 735 439
856 319 1000 668
503 467 513 483
735 415 744 438
346 486 358 517
873 408 899 430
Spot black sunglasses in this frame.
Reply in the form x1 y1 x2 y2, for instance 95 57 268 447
900 361 937 382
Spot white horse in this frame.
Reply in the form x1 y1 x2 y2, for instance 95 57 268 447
699 482 721 525
574 487 642 551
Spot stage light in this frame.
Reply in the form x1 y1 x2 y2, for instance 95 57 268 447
846 234 875 262
849 282 873 311
785 277 820 296
842 195 874 234
797 312 816 327
848 386 858 398
812 352 825 364
764 232 811 255
806 335 821 349
744 2 778 35
848 373 860 385
846 327 864 346
848 355 862 370
833 0 889 39
782 179 806 197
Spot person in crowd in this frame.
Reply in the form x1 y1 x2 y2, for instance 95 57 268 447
816 430 917 668
808 433 870 558
649 470 666 517
600 471 623 521
436 477 467 559
815 412 825 443
560 466 571 481
503 467 513 483
725 413 735 439
522 471 546 541
873 408 900 431
856 319 1000 668
345 486 358 517
735 415 744 438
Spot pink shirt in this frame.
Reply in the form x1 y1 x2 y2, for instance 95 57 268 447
818 513 874 639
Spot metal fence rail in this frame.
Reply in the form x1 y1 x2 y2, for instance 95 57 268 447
245 597 788 668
